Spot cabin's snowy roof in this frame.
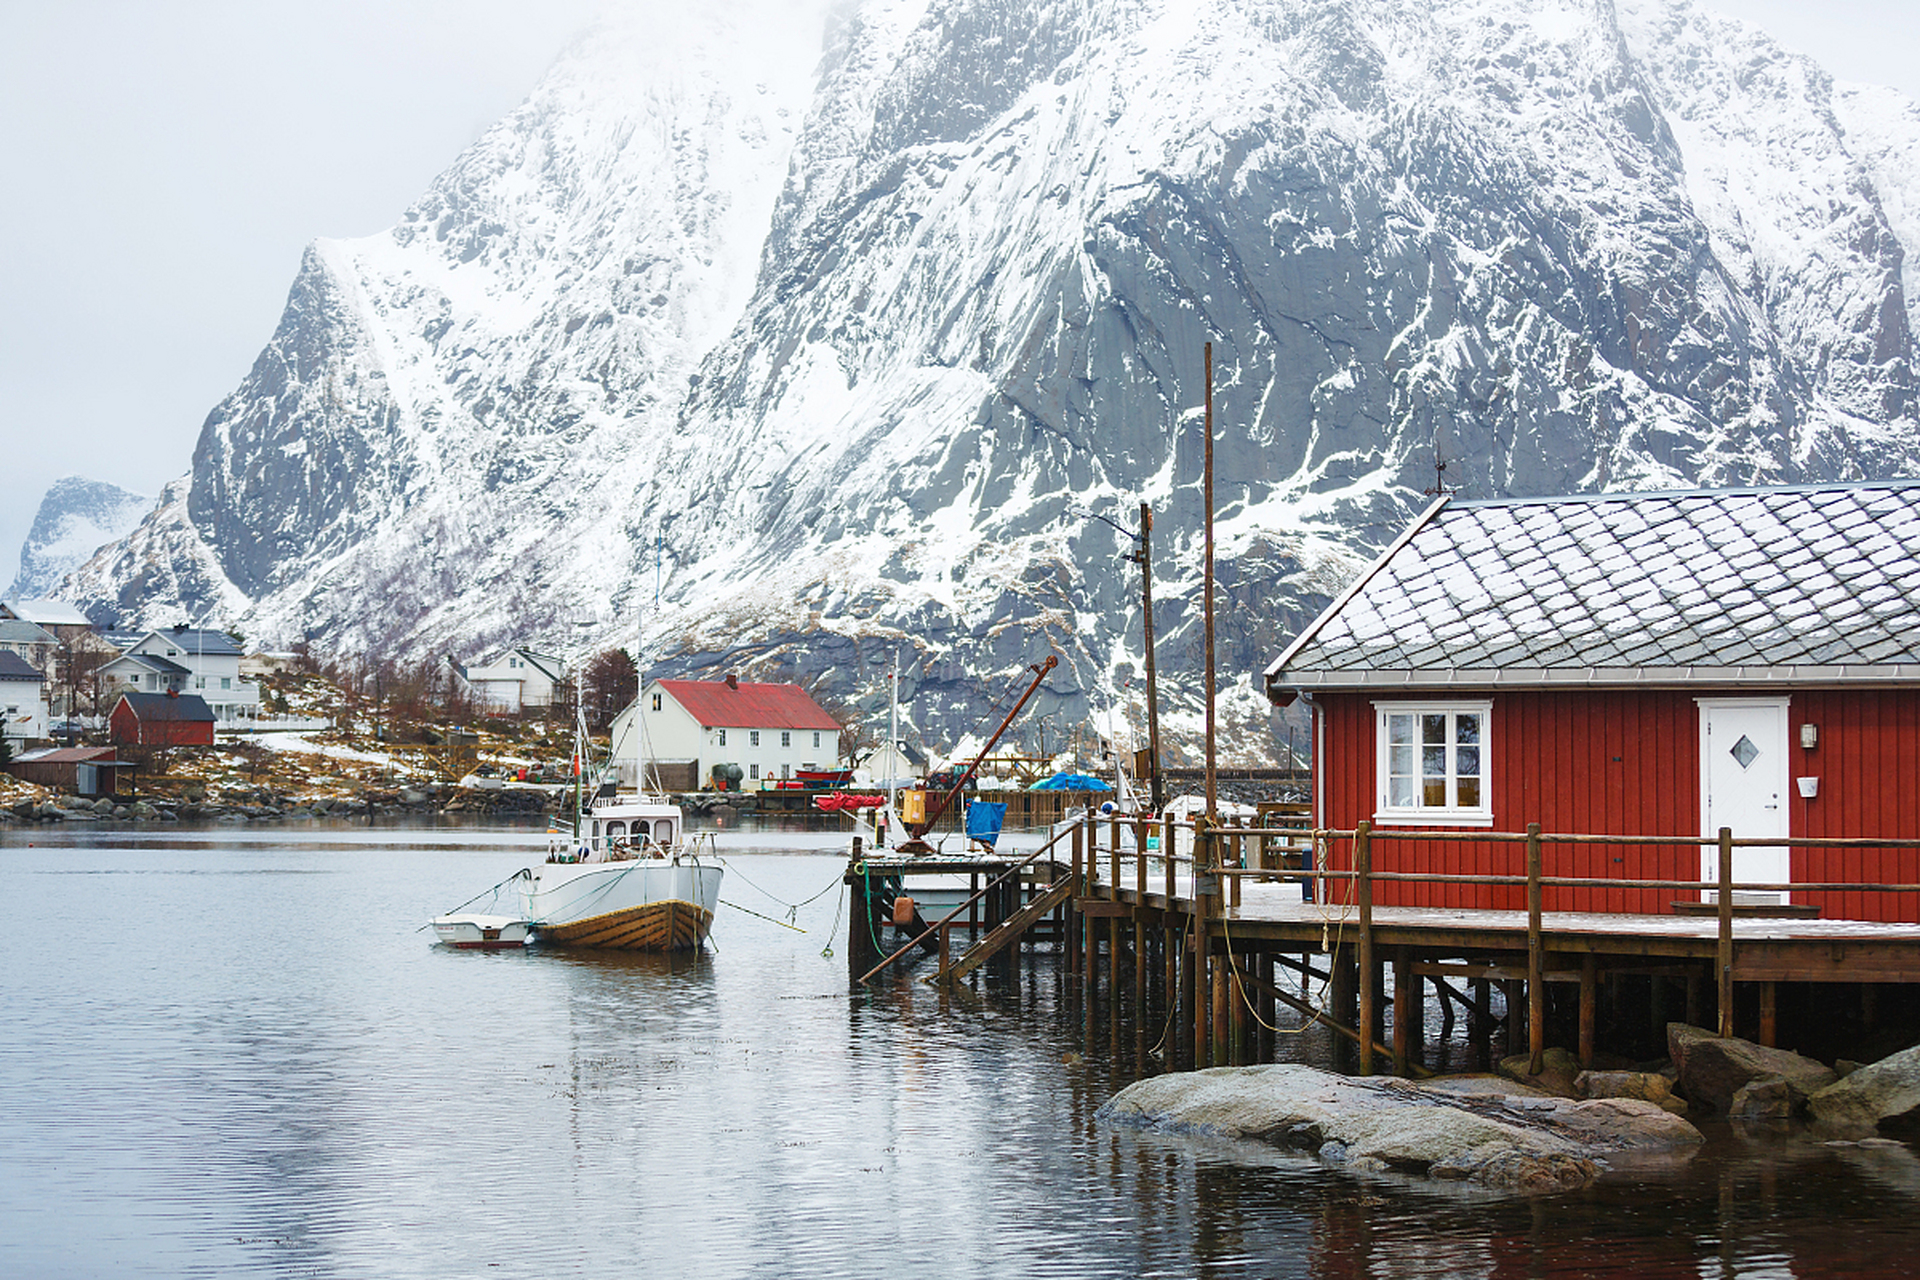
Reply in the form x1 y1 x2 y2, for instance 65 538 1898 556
1266 482 1920 694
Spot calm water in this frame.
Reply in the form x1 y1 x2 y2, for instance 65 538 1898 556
5 818 1920 1279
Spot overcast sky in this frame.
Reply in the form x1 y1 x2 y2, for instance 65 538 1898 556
2 0 1916 590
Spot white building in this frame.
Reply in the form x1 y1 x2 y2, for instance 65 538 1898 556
609 676 843 790
101 627 261 724
459 648 567 712
0 650 48 744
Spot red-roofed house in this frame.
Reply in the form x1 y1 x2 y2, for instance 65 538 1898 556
609 675 842 790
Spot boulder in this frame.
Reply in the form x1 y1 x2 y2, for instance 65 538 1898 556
1729 1077 1795 1120
1578 1070 1690 1115
1098 1064 1702 1193
1499 1047 1583 1097
1668 1023 1837 1115
1809 1044 1920 1136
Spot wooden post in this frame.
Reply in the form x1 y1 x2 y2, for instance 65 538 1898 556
1578 954 1598 1068
1193 820 1214 1067
1717 827 1735 1038
1759 981 1778 1048
1138 500 1165 813
1526 822 1545 1076
1392 948 1412 1077
1356 820 1375 1076
1070 822 1084 980
1331 950 1358 1074
846 837 874 984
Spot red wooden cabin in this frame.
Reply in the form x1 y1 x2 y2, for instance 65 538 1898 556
1265 482 1920 923
110 690 216 747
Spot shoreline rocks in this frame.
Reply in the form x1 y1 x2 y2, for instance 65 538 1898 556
1097 1063 1703 1193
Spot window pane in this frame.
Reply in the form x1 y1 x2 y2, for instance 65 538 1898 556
1390 744 1416 777
1456 746 1480 778
1422 714 1447 744
1457 776 1481 807
1422 745 1446 778
1456 714 1480 745
1390 777 1418 807
1423 778 1447 806
1388 715 1414 746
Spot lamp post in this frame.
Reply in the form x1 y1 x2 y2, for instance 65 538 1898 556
1071 503 1164 811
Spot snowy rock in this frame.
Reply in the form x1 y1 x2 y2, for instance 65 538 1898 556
7 476 149 601
1098 1063 1701 1192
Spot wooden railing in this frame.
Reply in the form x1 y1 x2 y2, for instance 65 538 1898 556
1074 813 1920 1074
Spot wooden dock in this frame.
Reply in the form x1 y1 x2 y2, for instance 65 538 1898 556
848 813 1920 1076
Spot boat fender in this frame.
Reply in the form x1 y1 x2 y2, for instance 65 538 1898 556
891 895 916 926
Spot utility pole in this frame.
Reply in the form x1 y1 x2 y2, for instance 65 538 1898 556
1133 500 1165 811
1203 341 1218 820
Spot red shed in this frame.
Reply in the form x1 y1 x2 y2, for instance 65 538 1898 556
110 690 216 747
1265 482 1920 923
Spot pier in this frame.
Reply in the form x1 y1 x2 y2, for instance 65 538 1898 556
850 812 1920 1075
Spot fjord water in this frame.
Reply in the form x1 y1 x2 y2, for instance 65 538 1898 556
5 820 1920 1279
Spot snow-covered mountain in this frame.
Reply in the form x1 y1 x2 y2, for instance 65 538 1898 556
67 0 1920 759
9 476 151 601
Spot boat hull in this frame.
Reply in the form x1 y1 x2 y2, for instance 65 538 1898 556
522 860 722 952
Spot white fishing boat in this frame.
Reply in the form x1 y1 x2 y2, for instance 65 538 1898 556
526 794 722 949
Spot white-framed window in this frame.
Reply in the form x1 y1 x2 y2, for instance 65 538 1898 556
813 732 821 748
717 728 727 746
750 730 760 747
780 731 791 748
651 693 662 711
749 763 760 780
1373 700 1492 826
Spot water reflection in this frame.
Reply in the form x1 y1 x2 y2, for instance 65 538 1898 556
4 821 1920 1278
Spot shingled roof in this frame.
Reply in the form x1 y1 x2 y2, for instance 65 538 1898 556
1265 481 1920 695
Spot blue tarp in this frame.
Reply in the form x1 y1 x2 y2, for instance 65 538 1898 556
965 801 1008 847
1028 772 1113 792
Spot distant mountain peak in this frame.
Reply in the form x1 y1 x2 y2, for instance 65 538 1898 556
8 476 152 604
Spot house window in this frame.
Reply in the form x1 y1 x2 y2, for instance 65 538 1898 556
813 732 821 748
221 677 231 690
1373 701 1492 826
751 730 760 747
652 693 662 711
781 763 790 779
717 729 727 746
781 731 791 748
749 763 760 780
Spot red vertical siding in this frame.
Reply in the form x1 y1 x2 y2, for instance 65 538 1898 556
1318 689 1700 915
1790 690 1920 924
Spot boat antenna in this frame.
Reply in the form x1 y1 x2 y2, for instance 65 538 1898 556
885 649 899 848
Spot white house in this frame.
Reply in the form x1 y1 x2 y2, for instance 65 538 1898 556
104 627 260 724
0 617 59 677
458 648 567 712
609 675 843 789
0 650 48 745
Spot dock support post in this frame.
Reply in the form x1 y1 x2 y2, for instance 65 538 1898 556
1759 981 1777 1048
1717 827 1735 1038
1193 820 1215 1067
1579 954 1598 1068
1331 951 1358 1074
1392 948 1412 1077
1257 952 1276 1064
1356 821 1375 1076
846 837 876 984
1526 822 1545 1076
1069 823 1084 981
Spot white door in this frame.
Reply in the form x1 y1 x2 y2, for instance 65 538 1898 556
1698 699 1790 903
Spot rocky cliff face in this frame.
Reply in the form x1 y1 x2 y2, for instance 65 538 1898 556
67 0 1920 760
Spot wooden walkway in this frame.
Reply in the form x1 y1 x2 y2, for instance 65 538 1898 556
848 813 1920 1078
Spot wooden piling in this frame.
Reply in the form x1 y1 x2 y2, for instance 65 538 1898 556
1717 826 1735 1038
1356 820 1375 1076
1526 822 1545 1075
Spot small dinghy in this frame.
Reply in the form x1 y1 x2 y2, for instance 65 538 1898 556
430 913 531 949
